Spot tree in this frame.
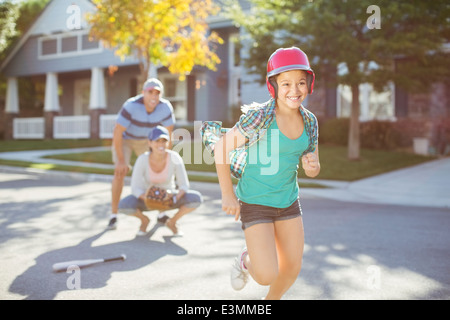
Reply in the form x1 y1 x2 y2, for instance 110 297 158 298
0 0 50 61
0 0 50 115
0 2 19 62
224 0 450 160
86 0 224 82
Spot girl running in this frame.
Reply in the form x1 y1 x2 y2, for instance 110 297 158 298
201 47 320 299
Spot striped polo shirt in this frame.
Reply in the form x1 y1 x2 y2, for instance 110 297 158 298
116 94 175 140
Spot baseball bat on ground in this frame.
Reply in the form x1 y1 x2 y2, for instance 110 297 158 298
52 254 126 272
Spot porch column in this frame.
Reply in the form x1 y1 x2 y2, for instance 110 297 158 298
4 77 19 140
44 72 60 139
89 67 107 139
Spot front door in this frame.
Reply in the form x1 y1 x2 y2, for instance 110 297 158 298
74 78 90 115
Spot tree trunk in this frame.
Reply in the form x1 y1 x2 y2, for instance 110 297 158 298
139 60 158 87
139 62 149 87
347 83 360 160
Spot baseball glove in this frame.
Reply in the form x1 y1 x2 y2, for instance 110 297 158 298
144 186 174 211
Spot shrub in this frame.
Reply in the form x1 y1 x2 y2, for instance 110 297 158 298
360 120 403 150
318 117 349 145
315 116 449 151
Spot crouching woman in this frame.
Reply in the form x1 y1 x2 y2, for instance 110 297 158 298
118 125 202 236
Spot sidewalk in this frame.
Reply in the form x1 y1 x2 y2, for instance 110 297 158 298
300 157 450 209
0 147 449 209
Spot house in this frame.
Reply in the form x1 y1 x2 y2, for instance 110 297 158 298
0 0 270 140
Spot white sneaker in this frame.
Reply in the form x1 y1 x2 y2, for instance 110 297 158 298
107 216 117 230
230 248 249 291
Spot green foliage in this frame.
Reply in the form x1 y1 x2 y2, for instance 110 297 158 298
315 143 434 181
360 121 403 150
0 0 50 121
0 0 49 59
0 139 111 152
15 0 50 33
319 118 446 151
319 118 349 146
225 0 450 91
86 0 223 80
0 1 19 59
224 0 450 160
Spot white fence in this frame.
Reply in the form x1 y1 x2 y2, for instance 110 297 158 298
13 117 45 139
12 114 117 140
99 114 117 139
54 115 90 139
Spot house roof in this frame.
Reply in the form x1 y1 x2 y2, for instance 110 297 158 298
1 0 96 73
0 0 239 77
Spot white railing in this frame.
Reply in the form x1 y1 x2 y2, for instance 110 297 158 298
11 115 117 140
54 115 90 139
11 114 191 140
13 117 45 139
99 114 117 139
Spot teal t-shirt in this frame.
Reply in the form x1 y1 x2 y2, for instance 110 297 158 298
236 118 309 208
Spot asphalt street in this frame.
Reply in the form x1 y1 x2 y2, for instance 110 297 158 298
0 170 449 300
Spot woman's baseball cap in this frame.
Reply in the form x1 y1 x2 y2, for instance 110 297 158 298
148 125 170 141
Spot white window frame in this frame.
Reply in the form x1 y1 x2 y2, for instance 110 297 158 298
38 30 103 60
336 82 396 121
159 74 188 122
228 32 242 109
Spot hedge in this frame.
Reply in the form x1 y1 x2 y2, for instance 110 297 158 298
318 117 450 151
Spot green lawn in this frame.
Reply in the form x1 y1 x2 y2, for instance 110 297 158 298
0 139 436 183
312 145 436 181
0 139 111 152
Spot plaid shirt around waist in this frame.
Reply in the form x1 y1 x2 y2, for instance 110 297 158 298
200 99 318 179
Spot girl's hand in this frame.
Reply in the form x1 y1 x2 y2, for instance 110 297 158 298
302 152 320 177
221 193 241 221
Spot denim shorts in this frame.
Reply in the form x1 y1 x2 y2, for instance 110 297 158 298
239 199 302 230
118 190 203 214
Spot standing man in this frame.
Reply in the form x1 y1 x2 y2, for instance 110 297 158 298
107 78 175 230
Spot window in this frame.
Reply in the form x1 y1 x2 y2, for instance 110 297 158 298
228 33 242 110
160 75 187 121
61 36 77 53
337 83 395 121
41 38 57 55
38 30 102 59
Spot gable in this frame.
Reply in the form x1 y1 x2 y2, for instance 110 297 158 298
30 0 95 36
0 0 100 73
